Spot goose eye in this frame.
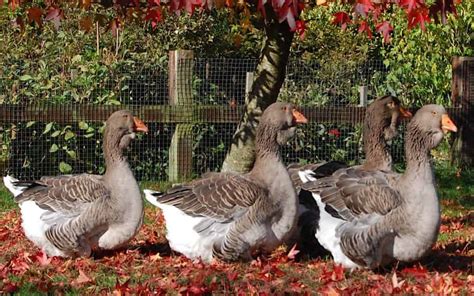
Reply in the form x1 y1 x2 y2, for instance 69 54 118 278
387 101 395 108
282 106 288 111
431 111 437 115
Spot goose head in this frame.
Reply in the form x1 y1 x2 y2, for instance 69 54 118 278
104 110 149 151
368 95 412 141
408 104 457 150
260 102 308 145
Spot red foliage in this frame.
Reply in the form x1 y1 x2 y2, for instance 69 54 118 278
328 129 341 137
0 208 471 294
407 7 431 30
2 0 461 41
145 7 163 28
354 0 374 17
27 7 43 28
358 20 373 38
332 12 351 30
376 21 393 43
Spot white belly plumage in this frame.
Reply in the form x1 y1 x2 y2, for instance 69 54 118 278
19 201 68 257
144 191 227 262
312 193 360 269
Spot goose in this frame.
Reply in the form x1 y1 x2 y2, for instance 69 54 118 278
3 110 148 258
300 104 457 269
289 95 412 187
287 95 411 255
144 102 308 262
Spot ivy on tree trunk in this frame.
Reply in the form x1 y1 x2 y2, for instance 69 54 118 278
221 5 294 173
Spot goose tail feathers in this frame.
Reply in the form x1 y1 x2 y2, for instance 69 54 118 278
3 175 31 198
143 189 165 208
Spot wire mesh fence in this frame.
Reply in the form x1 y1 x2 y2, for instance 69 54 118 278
0 56 456 181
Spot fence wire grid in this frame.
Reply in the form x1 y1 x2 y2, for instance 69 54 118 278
0 57 450 181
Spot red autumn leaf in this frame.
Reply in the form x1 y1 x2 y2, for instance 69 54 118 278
401 264 429 279
27 6 43 28
170 0 202 14
227 271 238 281
354 0 374 17
109 18 121 37
449 221 463 230
71 269 93 286
2 282 19 293
79 16 94 32
45 7 63 30
407 7 431 30
114 278 131 295
358 20 373 38
11 16 25 31
321 264 345 282
145 7 163 28
35 251 52 266
148 0 161 6
8 0 20 10
81 0 92 9
10 256 30 275
376 20 393 43
440 224 450 233
399 0 424 13
332 12 351 30
287 244 300 260
392 272 406 289
295 20 306 39
328 128 341 137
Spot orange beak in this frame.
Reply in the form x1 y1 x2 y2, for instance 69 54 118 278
133 117 149 133
399 106 412 118
441 114 457 134
292 109 308 124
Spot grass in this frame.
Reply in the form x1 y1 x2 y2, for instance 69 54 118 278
0 163 471 294
0 183 15 212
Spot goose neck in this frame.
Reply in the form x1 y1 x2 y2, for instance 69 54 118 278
254 122 280 161
401 126 434 184
362 115 391 170
103 130 127 171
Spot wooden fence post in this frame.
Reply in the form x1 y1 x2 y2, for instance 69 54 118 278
451 56 474 167
168 50 194 183
358 86 368 107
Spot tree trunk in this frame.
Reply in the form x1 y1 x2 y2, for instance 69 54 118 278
221 5 294 173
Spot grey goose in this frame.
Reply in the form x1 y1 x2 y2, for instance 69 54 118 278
3 110 148 258
288 95 411 255
290 95 412 188
144 102 308 262
300 104 457 269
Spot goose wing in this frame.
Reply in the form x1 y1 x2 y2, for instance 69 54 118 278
288 161 348 189
14 174 109 214
301 167 402 221
154 173 267 221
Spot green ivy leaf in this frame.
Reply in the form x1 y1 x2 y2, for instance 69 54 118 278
66 150 77 159
49 144 59 153
64 131 76 141
78 121 89 130
84 133 95 138
26 121 36 128
59 162 72 173
43 122 54 134
51 130 61 137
